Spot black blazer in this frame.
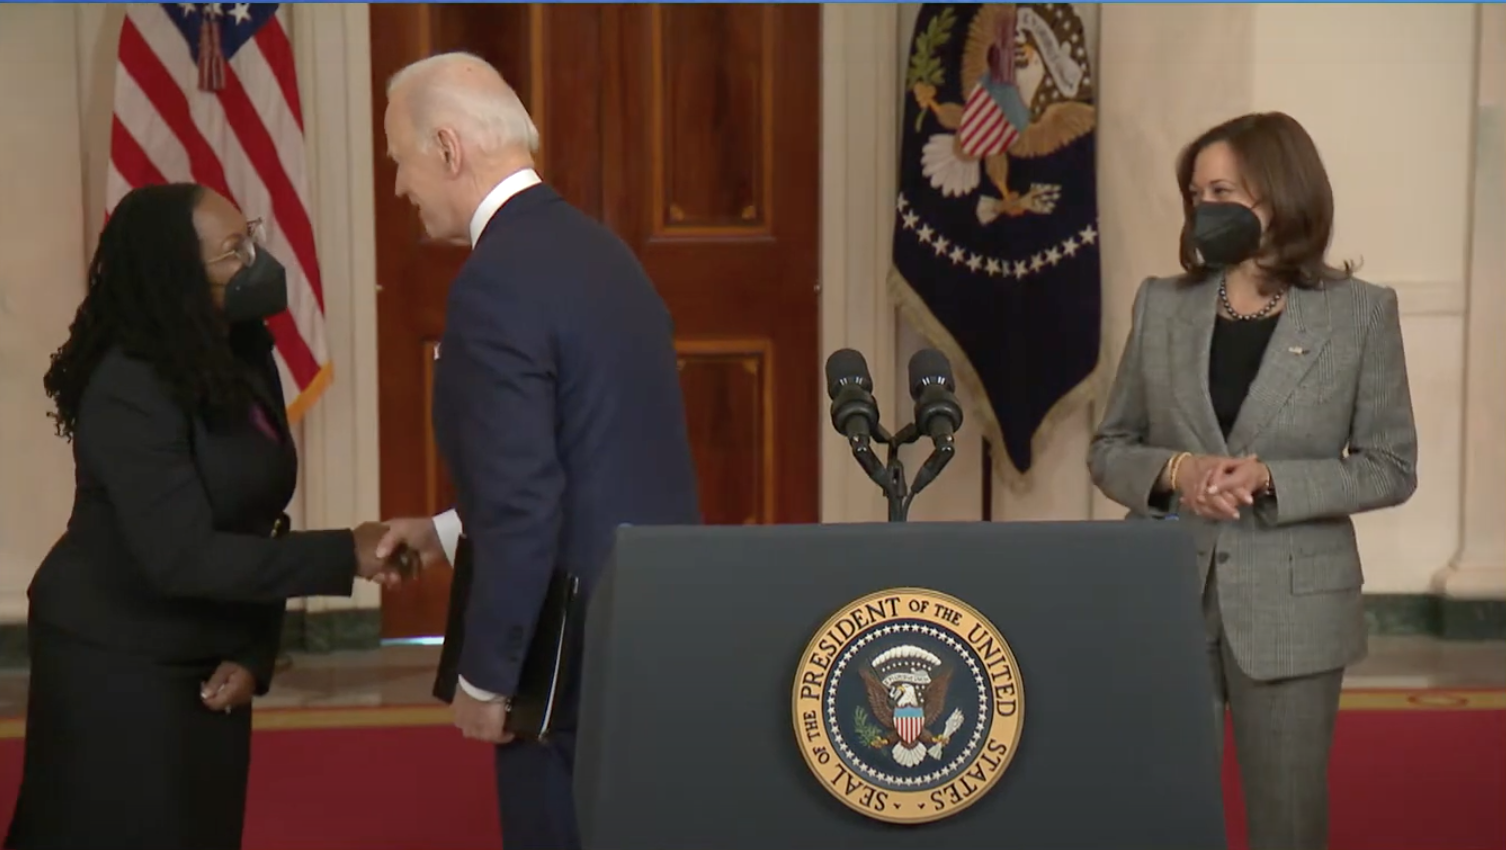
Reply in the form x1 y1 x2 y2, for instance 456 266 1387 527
27 329 358 694
431 183 701 702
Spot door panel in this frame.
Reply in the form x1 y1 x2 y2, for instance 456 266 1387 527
370 3 820 638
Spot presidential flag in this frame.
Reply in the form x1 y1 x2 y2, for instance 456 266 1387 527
107 3 331 420
890 3 1101 486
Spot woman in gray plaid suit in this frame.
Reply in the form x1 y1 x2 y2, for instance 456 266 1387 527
1088 112 1418 850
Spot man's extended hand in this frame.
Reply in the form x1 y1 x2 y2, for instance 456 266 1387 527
453 688 514 744
375 517 451 571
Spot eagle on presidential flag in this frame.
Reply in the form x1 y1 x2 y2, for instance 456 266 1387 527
890 3 1102 488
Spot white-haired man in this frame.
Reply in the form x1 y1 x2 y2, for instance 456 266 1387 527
376 52 700 849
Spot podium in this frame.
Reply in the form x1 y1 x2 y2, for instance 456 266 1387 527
574 521 1227 850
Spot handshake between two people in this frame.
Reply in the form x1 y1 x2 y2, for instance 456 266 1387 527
350 517 451 588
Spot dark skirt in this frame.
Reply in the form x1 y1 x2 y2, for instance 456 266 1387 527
5 621 253 850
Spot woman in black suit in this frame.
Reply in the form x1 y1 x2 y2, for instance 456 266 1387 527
5 184 400 850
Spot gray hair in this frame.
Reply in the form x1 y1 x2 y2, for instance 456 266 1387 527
387 52 540 155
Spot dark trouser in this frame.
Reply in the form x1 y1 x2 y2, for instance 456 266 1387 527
494 732 580 850
1204 578 1344 850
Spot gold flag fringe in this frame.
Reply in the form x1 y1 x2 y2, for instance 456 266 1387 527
887 266 1104 496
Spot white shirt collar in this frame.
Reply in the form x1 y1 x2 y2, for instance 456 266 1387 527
468 167 542 247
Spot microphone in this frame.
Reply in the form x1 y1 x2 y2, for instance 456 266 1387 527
824 349 888 487
907 349 964 496
825 348 880 441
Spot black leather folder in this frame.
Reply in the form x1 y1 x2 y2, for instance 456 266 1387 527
433 536 582 741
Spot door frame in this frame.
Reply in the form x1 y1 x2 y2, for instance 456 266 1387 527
289 3 902 622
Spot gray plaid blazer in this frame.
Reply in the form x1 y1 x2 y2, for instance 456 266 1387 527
1088 274 1418 681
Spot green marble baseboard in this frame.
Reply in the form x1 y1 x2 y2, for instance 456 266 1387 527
280 607 383 654
0 597 1499 668
0 625 23 669
0 607 383 668
1363 594 1506 640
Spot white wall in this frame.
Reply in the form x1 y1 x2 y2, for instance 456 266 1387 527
0 4 88 621
0 3 1499 625
1439 1 1506 600
1249 3 1477 594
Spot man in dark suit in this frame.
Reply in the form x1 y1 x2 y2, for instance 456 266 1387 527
375 52 700 849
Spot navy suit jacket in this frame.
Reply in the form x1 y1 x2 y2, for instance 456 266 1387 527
432 183 701 698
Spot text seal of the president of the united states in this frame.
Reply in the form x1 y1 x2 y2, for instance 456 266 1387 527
791 588 1024 824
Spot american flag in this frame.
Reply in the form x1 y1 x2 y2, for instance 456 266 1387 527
958 82 1019 159
107 3 330 420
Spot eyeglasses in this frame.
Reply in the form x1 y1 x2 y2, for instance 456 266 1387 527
207 218 266 267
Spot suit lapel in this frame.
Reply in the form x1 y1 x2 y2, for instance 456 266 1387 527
1224 285 1329 455
1170 278 1228 455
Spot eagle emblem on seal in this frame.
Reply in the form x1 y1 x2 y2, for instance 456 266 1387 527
856 645 967 768
792 588 1025 824
908 3 1095 224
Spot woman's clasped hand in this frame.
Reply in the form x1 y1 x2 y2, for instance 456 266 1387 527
1172 453 1271 521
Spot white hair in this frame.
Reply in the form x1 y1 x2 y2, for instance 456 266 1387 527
388 52 539 155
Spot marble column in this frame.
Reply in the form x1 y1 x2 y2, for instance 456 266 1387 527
289 3 384 647
817 3 901 524
1431 4 1506 634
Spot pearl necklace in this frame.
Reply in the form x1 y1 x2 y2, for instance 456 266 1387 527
1219 280 1283 322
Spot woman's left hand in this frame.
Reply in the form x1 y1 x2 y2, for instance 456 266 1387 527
201 661 256 713
1205 456 1270 506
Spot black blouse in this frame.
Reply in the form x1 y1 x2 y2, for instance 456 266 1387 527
1208 313 1280 437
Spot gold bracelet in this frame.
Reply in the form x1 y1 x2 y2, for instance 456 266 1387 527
1167 451 1192 491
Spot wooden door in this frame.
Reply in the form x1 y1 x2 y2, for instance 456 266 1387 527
370 4 821 639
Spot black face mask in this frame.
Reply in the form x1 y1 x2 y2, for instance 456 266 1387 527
1192 202 1263 267
220 248 288 323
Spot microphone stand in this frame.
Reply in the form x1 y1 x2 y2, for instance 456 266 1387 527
867 424 923 522
833 351 963 523
844 423 960 523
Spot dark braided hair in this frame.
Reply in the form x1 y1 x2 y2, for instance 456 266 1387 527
43 182 261 441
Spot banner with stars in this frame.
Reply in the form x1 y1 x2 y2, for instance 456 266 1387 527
889 3 1101 488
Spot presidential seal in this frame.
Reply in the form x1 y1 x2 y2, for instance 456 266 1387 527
791 588 1024 824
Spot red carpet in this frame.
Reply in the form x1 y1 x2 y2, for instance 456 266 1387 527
0 693 1502 849
1223 699 1506 850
